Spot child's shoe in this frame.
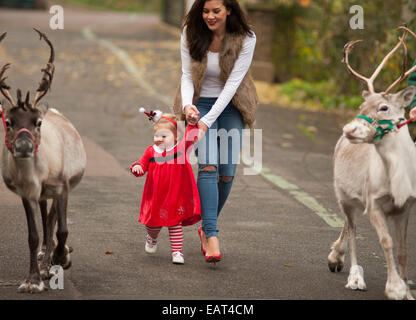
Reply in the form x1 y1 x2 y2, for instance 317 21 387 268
172 251 184 264
145 235 158 254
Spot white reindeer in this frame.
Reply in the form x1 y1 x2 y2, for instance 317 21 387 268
328 26 416 300
0 30 86 293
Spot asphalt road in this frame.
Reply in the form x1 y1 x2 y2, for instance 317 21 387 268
0 4 415 302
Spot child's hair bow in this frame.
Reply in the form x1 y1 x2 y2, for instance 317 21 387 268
139 107 163 123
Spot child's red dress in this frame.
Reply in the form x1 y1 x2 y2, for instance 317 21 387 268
130 124 201 227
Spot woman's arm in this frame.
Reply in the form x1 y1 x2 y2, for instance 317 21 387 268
181 32 201 124
408 59 416 120
199 33 256 128
181 31 195 112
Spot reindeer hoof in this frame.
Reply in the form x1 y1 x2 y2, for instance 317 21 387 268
52 245 71 269
346 265 366 291
328 261 344 273
17 280 46 293
37 249 45 261
327 249 345 273
40 265 52 280
385 278 407 300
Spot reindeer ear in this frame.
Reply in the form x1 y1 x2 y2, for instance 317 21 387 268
0 99 12 111
362 90 371 99
36 102 49 114
392 86 416 108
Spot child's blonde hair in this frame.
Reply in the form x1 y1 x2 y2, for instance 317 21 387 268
154 113 184 139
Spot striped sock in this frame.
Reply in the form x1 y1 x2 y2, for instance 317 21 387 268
168 225 183 253
145 225 161 244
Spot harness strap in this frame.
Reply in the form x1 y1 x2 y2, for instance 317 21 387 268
356 114 373 123
12 128 39 152
1 111 39 153
356 115 409 141
1 111 12 150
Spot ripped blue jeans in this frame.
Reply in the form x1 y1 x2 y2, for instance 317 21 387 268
194 97 244 238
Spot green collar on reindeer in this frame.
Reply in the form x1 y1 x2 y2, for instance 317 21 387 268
356 115 407 141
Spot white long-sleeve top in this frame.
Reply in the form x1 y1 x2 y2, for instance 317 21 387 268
181 31 256 128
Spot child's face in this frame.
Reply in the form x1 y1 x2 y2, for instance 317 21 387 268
153 125 176 150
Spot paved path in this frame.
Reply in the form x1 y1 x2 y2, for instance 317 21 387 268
0 4 415 300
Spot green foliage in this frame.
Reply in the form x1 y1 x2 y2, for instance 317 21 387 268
279 78 363 110
58 0 161 12
253 0 414 101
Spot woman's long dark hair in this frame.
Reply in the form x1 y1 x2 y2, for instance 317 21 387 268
183 0 252 61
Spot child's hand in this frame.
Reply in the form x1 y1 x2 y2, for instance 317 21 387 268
132 164 144 175
410 107 416 122
0 103 3 113
197 121 208 141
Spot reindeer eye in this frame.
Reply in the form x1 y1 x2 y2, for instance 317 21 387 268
35 119 42 127
379 105 389 112
5 119 11 128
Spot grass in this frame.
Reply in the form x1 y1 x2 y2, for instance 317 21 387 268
255 78 363 112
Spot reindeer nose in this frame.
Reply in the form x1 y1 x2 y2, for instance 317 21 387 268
14 136 34 158
343 125 357 139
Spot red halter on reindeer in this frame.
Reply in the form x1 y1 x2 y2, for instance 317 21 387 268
0 29 87 293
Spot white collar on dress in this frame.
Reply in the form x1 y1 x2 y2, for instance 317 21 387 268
152 143 177 154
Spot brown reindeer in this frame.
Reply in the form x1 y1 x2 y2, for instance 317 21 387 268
0 30 86 293
328 26 416 300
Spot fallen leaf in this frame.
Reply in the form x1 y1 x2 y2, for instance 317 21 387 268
105 251 113 255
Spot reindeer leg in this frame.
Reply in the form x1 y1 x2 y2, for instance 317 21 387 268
37 200 48 261
369 202 407 300
18 198 45 293
52 190 71 269
392 208 414 300
39 200 57 279
340 203 366 291
328 215 348 272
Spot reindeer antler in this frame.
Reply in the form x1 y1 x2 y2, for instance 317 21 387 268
384 26 416 93
32 28 55 109
0 32 15 107
343 27 408 94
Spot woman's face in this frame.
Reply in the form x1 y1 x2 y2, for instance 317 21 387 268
202 0 230 34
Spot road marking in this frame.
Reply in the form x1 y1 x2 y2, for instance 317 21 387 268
408 280 416 298
81 27 171 106
82 27 344 229
243 156 344 228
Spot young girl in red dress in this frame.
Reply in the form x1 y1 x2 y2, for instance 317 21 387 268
130 109 201 264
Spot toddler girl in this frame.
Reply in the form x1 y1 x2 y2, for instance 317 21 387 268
130 108 201 264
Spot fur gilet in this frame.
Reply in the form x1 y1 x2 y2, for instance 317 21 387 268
173 32 259 128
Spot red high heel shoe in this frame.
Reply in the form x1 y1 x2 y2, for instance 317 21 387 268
197 226 206 255
205 236 221 264
205 254 221 265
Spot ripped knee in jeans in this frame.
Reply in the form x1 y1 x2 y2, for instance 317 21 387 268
220 176 233 183
199 165 217 172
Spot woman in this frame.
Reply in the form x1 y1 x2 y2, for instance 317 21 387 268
173 0 259 264
408 59 416 121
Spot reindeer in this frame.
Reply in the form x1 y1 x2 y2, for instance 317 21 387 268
327 26 416 300
0 30 86 293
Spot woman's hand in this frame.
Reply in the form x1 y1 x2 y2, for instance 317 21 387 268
132 164 144 175
410 107 416 122
184 104 200 125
